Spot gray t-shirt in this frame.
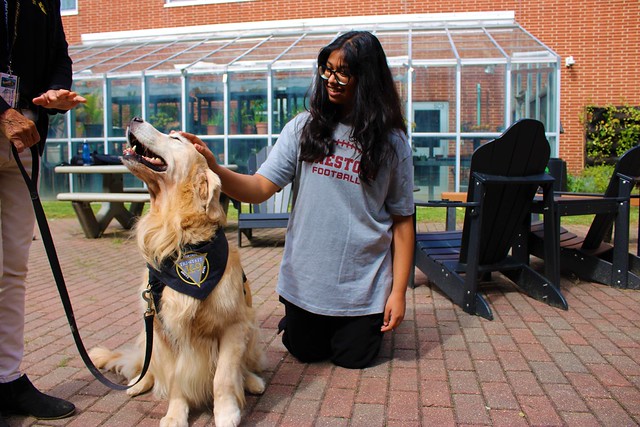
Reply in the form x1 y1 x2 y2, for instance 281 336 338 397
257 112 414 316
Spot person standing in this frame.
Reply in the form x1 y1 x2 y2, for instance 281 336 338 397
0 0 85 424
183 31 414 369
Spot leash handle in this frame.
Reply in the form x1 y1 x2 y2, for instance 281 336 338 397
11 144 154 391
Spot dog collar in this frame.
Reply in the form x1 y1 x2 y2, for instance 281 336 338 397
147 228 228 311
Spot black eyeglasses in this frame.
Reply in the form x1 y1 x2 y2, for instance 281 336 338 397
318 64 352 86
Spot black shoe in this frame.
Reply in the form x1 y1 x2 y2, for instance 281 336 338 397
277 315 287 334
0 375 75 420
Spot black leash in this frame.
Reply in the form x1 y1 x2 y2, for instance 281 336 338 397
11 144 154 391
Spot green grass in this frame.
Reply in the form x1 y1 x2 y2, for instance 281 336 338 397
42 201 83 218
42 200 638 227
414 205 594 225
41 201 240 221
416 205 639 227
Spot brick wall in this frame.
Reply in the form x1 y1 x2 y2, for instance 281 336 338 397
62 0 640 174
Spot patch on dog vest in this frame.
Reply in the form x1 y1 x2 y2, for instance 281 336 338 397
148 228 228 310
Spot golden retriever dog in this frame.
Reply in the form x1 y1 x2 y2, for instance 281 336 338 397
89 117 265 427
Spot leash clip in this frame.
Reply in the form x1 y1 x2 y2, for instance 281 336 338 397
142 288 155 317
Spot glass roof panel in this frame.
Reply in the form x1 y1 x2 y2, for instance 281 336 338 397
214 37 265 64
450 29 503 60
488 27 555 59
110 41 187 73
238 35 300 63
69 44 110 69
167 39 237 71
272 33 337 69
72 44 147 74
68 16 558 78
69 44 110 63
141 40 203 71
411 30 456 62
376 31 409 64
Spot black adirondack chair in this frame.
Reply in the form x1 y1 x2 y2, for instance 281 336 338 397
414 119 568 320
529 144 640 289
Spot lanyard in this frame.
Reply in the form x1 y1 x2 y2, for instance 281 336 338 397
3 0 19 74
2 0 7 70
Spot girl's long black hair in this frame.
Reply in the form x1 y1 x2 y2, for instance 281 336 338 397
299 31 407 184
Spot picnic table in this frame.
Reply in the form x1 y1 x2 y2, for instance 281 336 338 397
55 164 237 238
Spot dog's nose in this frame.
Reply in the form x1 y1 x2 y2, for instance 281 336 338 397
129 117 144 130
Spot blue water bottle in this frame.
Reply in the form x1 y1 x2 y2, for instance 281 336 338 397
82 140 92 166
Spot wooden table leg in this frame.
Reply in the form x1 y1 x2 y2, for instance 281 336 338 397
72 201 140 238
71 201 102 238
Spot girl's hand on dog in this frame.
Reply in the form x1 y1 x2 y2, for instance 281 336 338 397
177 131 219 170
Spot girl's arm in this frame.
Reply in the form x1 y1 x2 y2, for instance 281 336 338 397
179 131 280 204
381 214 415 332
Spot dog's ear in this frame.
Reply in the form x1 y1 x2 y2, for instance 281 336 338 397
198 169 223 216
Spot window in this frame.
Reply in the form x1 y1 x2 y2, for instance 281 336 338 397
61 0 77 14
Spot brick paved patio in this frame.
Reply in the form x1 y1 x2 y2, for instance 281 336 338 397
7 218 640 426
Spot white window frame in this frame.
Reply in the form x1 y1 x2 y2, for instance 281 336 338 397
60 0 78 15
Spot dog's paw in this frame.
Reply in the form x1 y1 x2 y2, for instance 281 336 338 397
126 381 144 397
214 407 241 427
245 372 265 395
159 415 189 427
126 374 153 396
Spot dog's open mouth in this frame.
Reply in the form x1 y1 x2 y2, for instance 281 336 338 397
123 130 168 172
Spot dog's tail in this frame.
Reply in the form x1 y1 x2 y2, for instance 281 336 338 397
89 346 143 381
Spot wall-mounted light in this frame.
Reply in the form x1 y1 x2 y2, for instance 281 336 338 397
484 65 495 74
565 56 575 68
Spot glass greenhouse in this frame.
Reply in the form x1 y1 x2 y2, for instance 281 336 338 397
43 12 560 201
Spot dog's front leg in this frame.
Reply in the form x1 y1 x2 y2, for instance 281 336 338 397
213 323 247 427
160 378 189 427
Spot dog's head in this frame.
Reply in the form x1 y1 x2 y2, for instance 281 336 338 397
123 117 224 230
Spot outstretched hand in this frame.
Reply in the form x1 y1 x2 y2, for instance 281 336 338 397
32 89 86 111
176 131 219 170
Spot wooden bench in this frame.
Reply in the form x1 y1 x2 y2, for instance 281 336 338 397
56 192 150 238
238 212 290 245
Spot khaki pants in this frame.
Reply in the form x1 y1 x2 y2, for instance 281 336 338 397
0 137 35 383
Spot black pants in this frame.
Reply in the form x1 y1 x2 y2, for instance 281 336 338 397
279 297 384 369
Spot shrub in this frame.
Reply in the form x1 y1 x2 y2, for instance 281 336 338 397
567 164 614 193
76 93 103 124
149 111 179 133
584 104 640 163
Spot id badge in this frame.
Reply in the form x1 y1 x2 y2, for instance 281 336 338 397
0 73 20 108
